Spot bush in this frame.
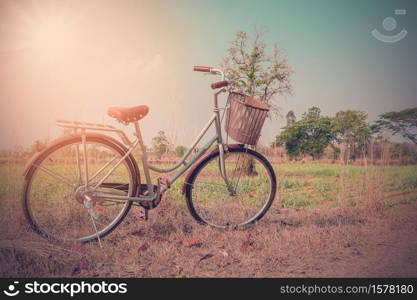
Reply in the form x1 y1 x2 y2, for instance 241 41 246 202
175 145 187 158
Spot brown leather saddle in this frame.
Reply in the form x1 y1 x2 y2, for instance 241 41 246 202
107 105 149 123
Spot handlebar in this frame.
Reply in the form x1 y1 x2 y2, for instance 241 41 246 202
211 80 229 89
193 66 212 72
193 65 226 88
193 65 223 77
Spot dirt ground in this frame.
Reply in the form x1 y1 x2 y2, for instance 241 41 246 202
1 197 417 278
278 205 417 277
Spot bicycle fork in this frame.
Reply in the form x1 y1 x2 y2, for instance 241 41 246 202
214 89 235 196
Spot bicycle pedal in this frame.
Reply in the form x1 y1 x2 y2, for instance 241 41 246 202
158 176 170 189
138 184 160 210
139 184 157 196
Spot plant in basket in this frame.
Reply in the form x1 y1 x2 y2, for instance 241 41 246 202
221 30 293 174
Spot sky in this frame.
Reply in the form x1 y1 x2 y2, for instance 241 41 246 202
0 0 416 150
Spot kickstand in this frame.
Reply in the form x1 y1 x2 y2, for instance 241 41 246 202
144 208 149 221
89 214 103 248
84 198 103 248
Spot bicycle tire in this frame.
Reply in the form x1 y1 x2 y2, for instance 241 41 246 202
184 146 276 228
22 133 140 243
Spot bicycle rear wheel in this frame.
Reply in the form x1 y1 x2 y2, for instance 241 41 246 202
22 134 139 243
185 147 276 228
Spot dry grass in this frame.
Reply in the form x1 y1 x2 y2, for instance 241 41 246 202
1 162 417 277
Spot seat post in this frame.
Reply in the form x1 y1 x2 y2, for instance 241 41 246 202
133 121 154 197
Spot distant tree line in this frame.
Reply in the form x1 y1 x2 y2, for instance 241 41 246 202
273 107 417 164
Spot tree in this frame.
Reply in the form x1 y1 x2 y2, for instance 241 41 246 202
221 29 293 174
152 130 169 158
286 110 296 126
353 123 372 161
331 110 370 164
389 143 402 159
174 145 187 158
221 30 293 115
374 107 417 144
302 106 321 120
275 107 334 160
31 140 47 154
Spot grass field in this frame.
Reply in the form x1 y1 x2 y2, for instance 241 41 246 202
1 161 417 277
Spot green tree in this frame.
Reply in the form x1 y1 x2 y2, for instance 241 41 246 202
302 106 321 120
174 145 187 158
354 123 372 161
221 30 293 114
275 107 334 160
389 143 402 159
152 130 169 158
374 107 417 144
331 110 370 164
286 110 296 126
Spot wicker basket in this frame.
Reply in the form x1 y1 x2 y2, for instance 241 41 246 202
224 92 269 145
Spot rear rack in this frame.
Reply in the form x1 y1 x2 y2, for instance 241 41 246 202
56 120 132 146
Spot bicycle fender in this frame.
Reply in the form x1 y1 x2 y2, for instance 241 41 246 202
22 134 79 178
22 133 139 180
181 144 244 194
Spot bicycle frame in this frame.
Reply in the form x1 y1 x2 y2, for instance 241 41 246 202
56 88 231 205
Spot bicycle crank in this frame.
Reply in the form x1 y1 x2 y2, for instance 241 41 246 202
138 176 168 210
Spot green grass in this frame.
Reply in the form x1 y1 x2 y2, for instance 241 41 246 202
383 166 417 192
281 192 321 208
281 177 309 190
275 163 417 209
1 162 417 212
312 180 336 202
274 163 370 180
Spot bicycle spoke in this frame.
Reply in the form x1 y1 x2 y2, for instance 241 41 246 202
92 143 136 190
231 153 246 191
230 153 242 187
33 164 75 187
88 155 118 184
194 181 228 188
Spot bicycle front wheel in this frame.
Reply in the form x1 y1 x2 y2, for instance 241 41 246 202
22 134 139 243
185 147 276 228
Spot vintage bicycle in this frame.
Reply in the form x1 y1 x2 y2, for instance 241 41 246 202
22 66 277 244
